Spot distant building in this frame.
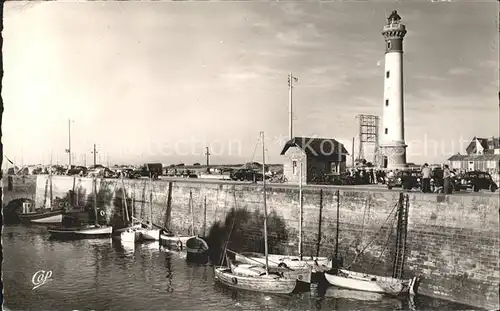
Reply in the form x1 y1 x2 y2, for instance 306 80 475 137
280 137 349 184
448 136 500 171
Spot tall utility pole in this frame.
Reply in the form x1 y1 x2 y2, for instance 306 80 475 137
92 144 98 167
205 146 211 173
288 73 299 140
205 147 210 166
352 137 355 167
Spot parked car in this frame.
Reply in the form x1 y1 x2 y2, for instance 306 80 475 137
430 168 461 193
387 170 421 190
67 166 88 176
456 171 498 192
230 168 265 181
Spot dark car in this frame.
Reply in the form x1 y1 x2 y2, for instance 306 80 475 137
387 170 421 190
230 168 264 181
456 171 498 192
67 166 88 176
430 168 461 193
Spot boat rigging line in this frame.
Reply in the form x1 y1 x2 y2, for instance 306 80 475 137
344 198 400 269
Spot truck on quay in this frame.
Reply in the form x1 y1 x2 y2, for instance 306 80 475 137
139 163 163 179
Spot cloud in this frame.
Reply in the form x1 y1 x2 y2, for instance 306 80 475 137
218 65 282 86
448 67 473 75
280 3 307 17
275 23 324 48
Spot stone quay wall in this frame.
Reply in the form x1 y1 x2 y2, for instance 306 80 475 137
31 175 500 310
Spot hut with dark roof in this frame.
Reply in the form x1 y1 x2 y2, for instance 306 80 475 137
280 137 349 184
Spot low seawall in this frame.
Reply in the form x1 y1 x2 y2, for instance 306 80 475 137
34 175 499 310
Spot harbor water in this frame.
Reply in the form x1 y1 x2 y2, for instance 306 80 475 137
3 225 478 311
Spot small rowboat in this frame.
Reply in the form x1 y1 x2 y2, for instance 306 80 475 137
160 234 194 251
186 236 209 262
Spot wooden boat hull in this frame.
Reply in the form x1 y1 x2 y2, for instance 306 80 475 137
186 236 209 262
120 229 139 243
235 252 331 272
18 209 63 224
112 223 143 235
324 269 418 296
138 228 160 241
214 267 297 294
160 234 194 251
47 225 113 239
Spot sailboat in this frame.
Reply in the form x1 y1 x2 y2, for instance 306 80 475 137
160 190 196 251
112 176 143 240
17 165 63 224
234 161 323 284
137 177 160 241
186 194 209 262
214 131 297 294
323 190 418 296
47 176 113 238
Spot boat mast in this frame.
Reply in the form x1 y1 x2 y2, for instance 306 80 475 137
121 176 130 224
334 189 340 263
149 177 153 229
189 190 194 236
298 161 303 261
261 131 269 274
93 177 98 226
203 196 207 237
49 153 53 211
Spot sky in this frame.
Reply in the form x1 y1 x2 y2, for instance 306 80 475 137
3 1 499 166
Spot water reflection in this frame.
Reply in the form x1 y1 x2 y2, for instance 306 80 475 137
3 226 480 311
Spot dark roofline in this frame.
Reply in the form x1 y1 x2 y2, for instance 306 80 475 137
280 136 350 156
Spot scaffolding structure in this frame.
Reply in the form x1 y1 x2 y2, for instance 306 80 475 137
355 114 381 166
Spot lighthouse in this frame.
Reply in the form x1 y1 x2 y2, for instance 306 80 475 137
380 10 408 169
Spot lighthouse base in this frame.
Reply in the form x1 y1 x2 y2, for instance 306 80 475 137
380 143 407 170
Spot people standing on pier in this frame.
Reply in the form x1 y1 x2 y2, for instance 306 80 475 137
421 163 431 193
443 165 452 194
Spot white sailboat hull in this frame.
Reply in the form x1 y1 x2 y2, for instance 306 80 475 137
48 225 113 238
120 229 138 243
236 253 331 272
30 213 63 224
139 229 160 241
214 266 297 294
113 223 143 234
324 269 418 296
160 234 194 251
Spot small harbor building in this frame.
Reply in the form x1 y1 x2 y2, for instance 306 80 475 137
280 137 349 184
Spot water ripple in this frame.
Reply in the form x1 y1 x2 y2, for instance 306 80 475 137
3 226 473 311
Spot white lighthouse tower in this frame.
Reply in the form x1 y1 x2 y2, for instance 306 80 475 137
380 10 408 169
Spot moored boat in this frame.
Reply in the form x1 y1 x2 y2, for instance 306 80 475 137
324 269 418 296
186 236 209 262
235 252 331 273
120 228 139 243
160 234 193 251
17 171 63 224
47 176 112 239
214 257 297 294
213 132 298 295
48 224 113 239
139 228 161 241
323 190 420 297
18 208 63 224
